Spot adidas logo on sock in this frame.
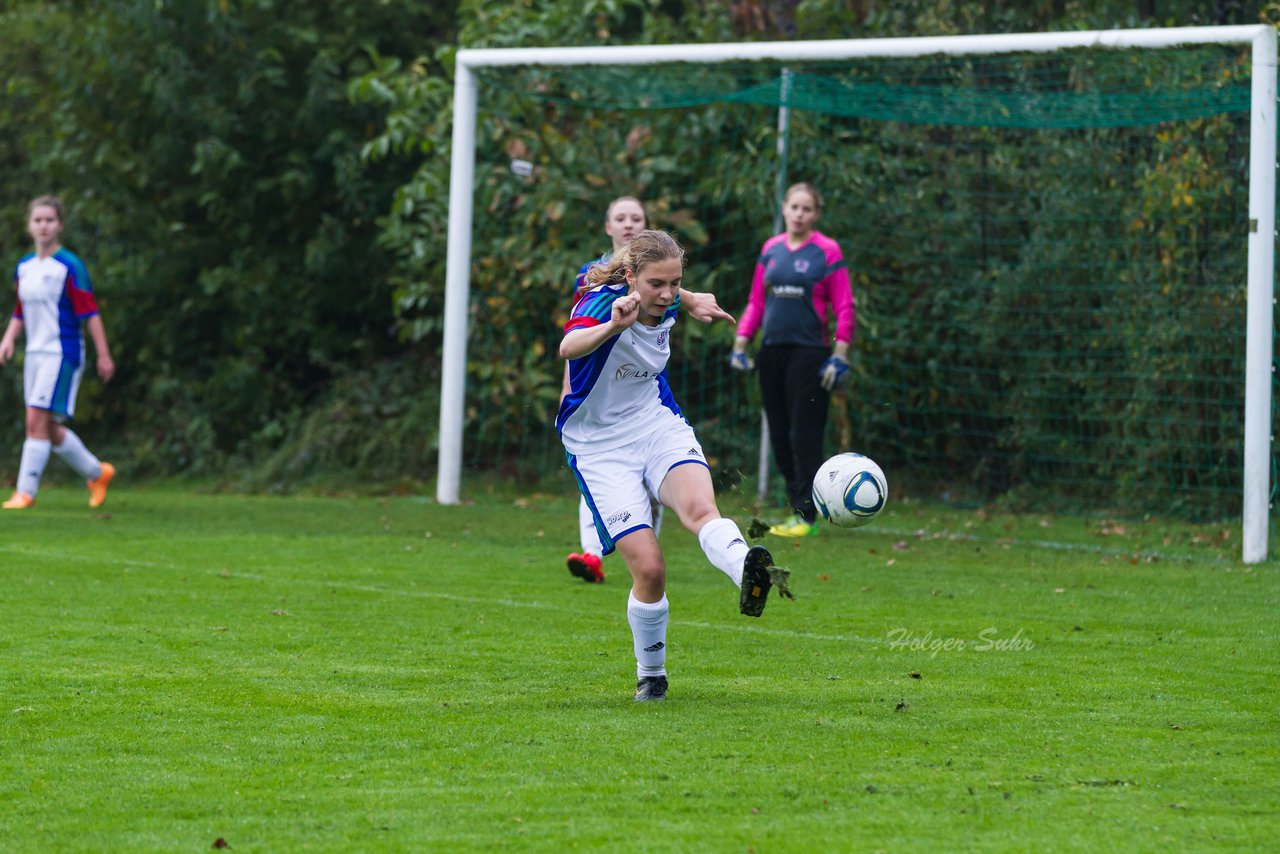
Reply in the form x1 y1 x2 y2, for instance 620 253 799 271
728 538 746 548
644 641 665 652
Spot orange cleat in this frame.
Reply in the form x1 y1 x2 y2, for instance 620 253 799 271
87 462 115 508
2 491 35 510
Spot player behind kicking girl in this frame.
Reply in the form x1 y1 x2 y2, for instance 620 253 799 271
563 196 650 583
562 196 733 584
558 229 793 702
0 195 116 509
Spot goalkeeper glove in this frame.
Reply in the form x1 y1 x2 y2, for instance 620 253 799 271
729 351 754 372
818 354 850 391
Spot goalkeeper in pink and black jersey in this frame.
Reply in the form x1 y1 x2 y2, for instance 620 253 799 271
730 182 856 537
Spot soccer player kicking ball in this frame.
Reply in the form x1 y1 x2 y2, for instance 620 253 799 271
0 196 116 510
558 229 794 702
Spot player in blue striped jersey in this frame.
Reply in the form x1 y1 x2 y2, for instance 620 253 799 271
0 196 116 509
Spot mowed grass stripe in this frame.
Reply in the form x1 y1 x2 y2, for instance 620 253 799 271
0 488 1276 851
0 542 879 644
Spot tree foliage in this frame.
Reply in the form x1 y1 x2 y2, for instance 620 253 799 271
0 0 1271 500
0 0 457 477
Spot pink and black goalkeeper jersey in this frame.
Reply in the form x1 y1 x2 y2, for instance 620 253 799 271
12 248 99 363
736 230 855 349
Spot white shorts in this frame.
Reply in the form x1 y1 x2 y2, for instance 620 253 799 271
566 418 708 555
24 353 83 417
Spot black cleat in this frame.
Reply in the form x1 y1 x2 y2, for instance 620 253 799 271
739 545 794 617
633 675 669 702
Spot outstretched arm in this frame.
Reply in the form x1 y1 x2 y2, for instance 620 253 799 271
678 288 736 325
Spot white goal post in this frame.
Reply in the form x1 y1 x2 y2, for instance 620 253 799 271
438 25 1277 563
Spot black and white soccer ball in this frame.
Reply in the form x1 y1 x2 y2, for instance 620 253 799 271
812 452 887 529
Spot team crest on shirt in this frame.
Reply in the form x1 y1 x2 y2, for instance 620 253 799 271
793 258 811 273
656 330 668 346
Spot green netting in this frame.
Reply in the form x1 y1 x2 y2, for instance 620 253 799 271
479 57 1251 127
462 45 1261 522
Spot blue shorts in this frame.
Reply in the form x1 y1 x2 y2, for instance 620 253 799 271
24 353 82 417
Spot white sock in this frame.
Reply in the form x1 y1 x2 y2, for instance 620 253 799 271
627 592 669 678
52 429 102 480
697 517 749 586
17 438 52 497
579 496 603 556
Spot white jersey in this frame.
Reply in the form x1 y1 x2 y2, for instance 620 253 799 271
13 249 99 362
557 285 685 455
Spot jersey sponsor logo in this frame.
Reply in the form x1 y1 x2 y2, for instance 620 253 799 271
794 259 811 273
607 510 632 526
615 363 659 381
772 284 806 298
42 273 60 287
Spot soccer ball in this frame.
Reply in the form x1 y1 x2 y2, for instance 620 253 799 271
812 452 888 529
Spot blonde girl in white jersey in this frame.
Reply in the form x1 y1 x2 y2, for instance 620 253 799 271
0 196 116 509
558 230 793 701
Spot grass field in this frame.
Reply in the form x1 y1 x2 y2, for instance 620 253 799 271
1 483 1277 851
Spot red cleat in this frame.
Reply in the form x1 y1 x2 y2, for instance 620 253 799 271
566 552 605 583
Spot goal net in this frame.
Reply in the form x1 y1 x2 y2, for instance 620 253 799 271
439 28 1276 560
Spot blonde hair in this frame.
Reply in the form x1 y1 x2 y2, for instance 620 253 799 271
28 194 65 221
783 182 823 212
605 195 648 227
583 229 684 289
